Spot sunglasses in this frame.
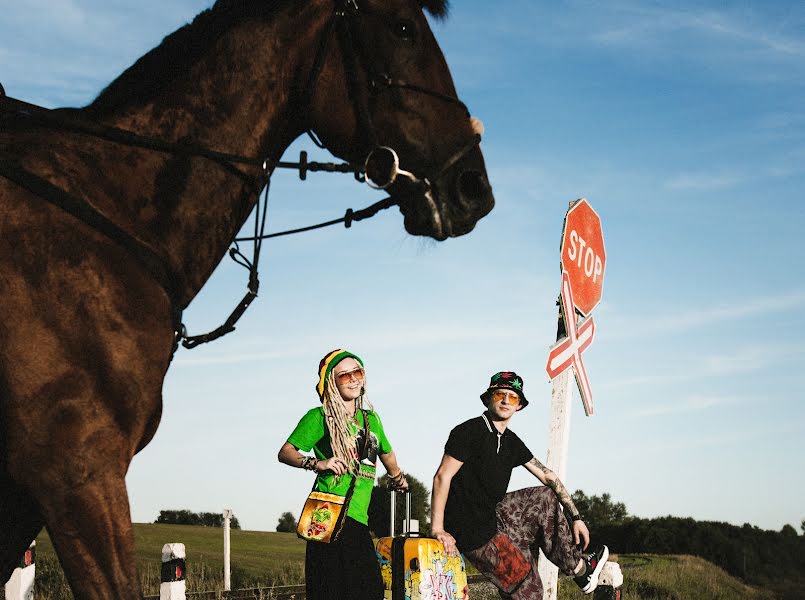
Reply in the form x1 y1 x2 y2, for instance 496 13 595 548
334 367 365 385
491 389 520 404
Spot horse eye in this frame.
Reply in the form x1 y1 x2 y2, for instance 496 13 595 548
392 19 416 42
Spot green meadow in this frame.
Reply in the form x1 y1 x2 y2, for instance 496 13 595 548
19 525 779 599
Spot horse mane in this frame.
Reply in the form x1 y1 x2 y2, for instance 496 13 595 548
421 0 450 19
86 0 449 115
86 1 292 115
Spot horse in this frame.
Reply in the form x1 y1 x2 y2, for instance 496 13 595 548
0 0 493 597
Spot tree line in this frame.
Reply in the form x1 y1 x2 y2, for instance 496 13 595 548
155 509 241 529
571 489 805 597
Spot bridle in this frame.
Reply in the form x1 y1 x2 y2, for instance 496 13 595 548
0 0 482 352
302 0 481 192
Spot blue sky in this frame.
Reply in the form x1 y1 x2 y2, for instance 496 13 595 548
2 1 804 535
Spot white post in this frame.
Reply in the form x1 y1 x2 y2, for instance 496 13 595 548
594 562 624 598
389 490 396 537
159 543 186 600
538 368 573 600
223 509 233 592
4 541 35 600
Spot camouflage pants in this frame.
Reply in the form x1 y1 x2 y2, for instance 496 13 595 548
464 487 582 600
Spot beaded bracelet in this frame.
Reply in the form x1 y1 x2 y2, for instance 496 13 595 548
300 456 318 471
387 470 408 491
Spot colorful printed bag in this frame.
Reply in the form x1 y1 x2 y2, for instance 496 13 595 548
296 487 355 543
296 410 369 544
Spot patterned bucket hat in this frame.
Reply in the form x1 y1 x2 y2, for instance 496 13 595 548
480 371 528 409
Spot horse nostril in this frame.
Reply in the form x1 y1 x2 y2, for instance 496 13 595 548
457 170 488 201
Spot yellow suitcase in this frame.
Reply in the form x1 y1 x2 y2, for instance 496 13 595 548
375 491 470 600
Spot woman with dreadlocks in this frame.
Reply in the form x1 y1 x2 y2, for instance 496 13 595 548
278 349 408 600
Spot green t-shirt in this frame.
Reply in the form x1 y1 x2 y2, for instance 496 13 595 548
287 407 392 525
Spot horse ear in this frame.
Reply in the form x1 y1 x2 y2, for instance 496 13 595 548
420 0 450 19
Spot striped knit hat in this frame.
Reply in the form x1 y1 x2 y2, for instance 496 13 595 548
316 349 364 401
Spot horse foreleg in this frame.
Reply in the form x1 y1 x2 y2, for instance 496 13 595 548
8 379 150 600
0 468 43 584
34 468 141 599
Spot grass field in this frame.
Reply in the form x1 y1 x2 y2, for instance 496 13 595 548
17 524 781 599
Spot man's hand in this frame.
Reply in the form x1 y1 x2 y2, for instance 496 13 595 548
432 529 458 557
573 520 590 551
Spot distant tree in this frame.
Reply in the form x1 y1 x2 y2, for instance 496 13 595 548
781 524 797 537
571 490 628 527
276 511 297 533
155 509 240 529
156 509 199 526
801 519 804 535
368 473 430 537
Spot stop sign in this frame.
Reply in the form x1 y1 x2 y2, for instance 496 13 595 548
560 198 606 316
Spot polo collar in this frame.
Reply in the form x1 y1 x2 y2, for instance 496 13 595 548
481 412 503 453
481 412 494 432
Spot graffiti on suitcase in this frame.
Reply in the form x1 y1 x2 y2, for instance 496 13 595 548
376 537 470 600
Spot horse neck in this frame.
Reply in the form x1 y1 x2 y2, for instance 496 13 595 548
86 4 331 306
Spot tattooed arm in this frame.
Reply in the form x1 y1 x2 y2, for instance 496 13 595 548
524 456 590 549
523 456 578 515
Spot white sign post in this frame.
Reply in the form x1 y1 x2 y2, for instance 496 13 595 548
223 509 233 592
159 543 186 600
537 368 573 599
540 199 606 600
4 541 35 600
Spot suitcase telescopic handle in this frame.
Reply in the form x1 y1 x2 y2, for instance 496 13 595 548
389 489 412 537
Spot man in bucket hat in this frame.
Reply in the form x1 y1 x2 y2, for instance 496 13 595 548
430 371 609 597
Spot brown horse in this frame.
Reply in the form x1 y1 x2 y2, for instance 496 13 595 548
0 0 493 597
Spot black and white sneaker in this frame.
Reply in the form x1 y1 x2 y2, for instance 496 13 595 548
573 545 609 594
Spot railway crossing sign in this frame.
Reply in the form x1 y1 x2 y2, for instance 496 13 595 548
560 198 606 316
539 199 606 600
545 271 596 415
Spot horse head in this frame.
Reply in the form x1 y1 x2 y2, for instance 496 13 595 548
303 0 495 240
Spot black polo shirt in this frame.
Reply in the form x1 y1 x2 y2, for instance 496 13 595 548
443 413 533 551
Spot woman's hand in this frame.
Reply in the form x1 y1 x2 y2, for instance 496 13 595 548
316 456 349 476
387 470 409 492
432 529 458 557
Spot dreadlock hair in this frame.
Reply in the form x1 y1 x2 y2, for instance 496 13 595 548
321 370 373 477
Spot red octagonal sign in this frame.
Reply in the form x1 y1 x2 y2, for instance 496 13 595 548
560 198 606 316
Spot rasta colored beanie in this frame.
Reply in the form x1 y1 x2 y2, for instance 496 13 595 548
480 371 528 409
316 348 364 401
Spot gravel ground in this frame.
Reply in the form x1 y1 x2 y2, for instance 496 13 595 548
469 581 503 599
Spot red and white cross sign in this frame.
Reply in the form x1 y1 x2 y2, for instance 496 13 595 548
545 271 595 415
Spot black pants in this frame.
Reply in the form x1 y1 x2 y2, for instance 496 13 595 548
305 517 384 600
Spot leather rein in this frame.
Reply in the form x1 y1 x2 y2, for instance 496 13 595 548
0 0 481 352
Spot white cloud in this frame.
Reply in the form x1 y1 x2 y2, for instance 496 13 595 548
637 394 733 417
9 0 88 29
665 172 746 191
589 4 805 59
610 290 805 338
702 343 805 376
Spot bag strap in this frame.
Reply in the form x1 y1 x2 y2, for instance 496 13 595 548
359 408 370 456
